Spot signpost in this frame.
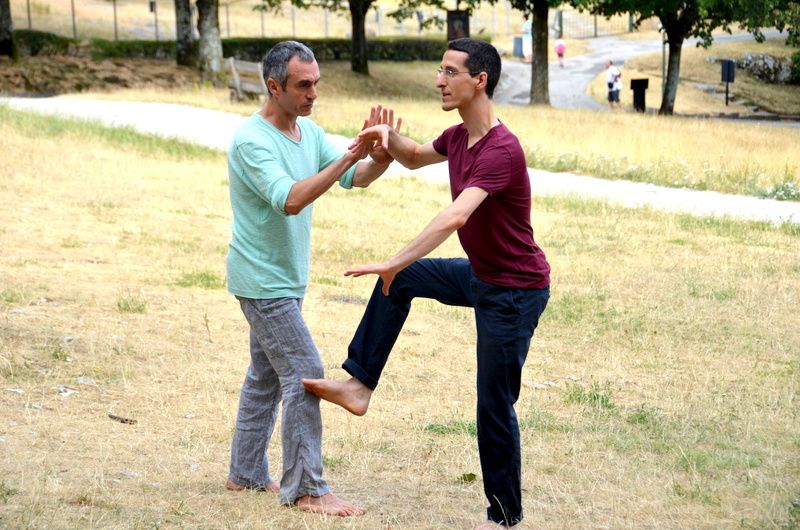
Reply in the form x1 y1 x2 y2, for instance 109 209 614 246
149 1 159 41
721 60 735 106
660 24 667 101
447 10 470 40
70 0 76 39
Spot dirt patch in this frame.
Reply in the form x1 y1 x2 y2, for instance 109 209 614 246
0 55 201 96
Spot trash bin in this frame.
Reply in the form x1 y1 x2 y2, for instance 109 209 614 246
630 78 649 112
513 37 523 58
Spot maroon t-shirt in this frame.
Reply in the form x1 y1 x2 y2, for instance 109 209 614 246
432 122 550 289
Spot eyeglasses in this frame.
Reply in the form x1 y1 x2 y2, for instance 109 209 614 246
437 68 481 78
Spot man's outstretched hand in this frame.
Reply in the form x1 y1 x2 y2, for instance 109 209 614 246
354 105 402 166
345 261 397 296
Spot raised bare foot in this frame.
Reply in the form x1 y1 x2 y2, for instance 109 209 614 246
301 377 373 416
294 492 366 517
475 521 518 530
226 477 280 493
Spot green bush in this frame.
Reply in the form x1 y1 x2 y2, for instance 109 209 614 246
791 51 800 85
10 31 479 63
223 37 451 62
14 30 77 56
86 37 456 62
87 38 180 60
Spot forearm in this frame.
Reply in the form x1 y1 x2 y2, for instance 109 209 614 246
387 210 461 272
384 127 429 170
284 151 360 215
387 187 488 272
351 158 392 188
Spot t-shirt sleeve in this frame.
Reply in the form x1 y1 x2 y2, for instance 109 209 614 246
432 125 457 156
234 140 295 216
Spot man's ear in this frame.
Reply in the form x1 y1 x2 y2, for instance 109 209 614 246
474 72 489 93
266 78 281 97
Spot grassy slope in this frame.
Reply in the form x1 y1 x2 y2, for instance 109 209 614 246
82 59 800 201
0 110 798 529
595 37 800 115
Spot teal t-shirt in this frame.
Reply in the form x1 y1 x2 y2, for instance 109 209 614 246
226 113 357 299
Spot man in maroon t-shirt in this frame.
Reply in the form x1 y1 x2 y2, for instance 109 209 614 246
303 38 550 529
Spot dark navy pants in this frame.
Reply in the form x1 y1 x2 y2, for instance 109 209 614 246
343 258 549 526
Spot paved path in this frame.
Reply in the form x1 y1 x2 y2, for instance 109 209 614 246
495 29 788 109
2 31 799 227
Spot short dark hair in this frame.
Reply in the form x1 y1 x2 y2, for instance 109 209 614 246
262 41 316 94
447 38 501 99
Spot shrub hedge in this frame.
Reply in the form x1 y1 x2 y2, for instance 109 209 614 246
792 51 800 85
87 38 179 60
14 30 78 56
85 36 458 62
223 37 451 62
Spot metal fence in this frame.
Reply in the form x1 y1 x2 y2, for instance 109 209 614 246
559 7 662 38
9 0 638 43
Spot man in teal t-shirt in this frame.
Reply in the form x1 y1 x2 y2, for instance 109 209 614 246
225 40 399 518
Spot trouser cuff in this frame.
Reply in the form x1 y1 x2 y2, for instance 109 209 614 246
342 359 379 391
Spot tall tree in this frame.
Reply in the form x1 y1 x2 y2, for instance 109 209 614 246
574 0 798 115
735 0 800 47
258 0 380 75
0 0 18 60
347 0 371 74
175 0 196 67
520 0 559 105
392 0 561 104
196 0 224 85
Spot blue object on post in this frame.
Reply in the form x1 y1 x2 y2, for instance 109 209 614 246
721 60 735 106
513 37 523 58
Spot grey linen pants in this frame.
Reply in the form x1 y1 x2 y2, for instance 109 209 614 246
229 296 330 505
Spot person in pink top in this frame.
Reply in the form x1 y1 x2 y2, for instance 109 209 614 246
554 34 566 67
303 38 550 530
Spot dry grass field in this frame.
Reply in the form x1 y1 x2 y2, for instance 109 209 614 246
2 4 800 527
81 70 800 200
1 95 799 530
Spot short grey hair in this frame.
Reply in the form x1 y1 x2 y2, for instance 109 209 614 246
261 41 316 95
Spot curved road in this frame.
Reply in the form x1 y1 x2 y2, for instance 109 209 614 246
2 30 799 226
494 30 788 110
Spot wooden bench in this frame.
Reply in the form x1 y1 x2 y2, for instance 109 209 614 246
225 57 267 102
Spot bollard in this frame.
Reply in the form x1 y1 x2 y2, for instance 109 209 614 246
630 78 649 113
513 37 523 58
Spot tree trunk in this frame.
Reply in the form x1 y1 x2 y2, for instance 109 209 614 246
659 35 684 115
656 4 699 116
0 0 18 60
529 0 550 105
196 0 224 86
349 0 370 75
175 0 196 67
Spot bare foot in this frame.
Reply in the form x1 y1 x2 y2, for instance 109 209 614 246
475 521 518 530
301 377 373 416
294 492 366 517
226 477 280 493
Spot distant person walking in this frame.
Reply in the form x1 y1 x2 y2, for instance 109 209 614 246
554 34 566 67
605 60 623 111
521 15 532 64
